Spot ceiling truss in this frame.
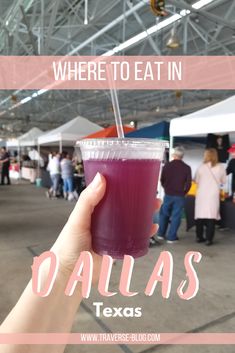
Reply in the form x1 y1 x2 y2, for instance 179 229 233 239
0 0 234 137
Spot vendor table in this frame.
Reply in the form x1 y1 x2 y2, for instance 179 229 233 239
21 167 37 183
185 196 235 231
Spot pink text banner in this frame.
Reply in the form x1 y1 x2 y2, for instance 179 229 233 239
1 333 235 345
0 56 234 90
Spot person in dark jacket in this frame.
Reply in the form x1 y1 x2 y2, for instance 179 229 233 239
226 144 235 194
157 146 192 243
0 147 11 185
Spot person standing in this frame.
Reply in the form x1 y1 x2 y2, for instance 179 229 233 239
61 152 77 201
157 146 192 243
195 148 226 246
0 147 11 185
46 152 61 198
226 144 235 195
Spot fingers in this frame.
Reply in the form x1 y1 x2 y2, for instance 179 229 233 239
154 198 162 211
151 198 161 237
150 223 159 237
65 174 159 241
67 173 106 232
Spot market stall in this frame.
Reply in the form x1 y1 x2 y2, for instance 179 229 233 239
7 127 43 149
170 95 235 231
125 121 170 139
38 116 101 187
84 124 135 138
38 116 101 151
6 127 44 181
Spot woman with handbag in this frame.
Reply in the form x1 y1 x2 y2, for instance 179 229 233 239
195 148 226 246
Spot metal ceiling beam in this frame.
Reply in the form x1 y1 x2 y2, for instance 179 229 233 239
189 20 233 55
183 16 189 54
170 0 235 30
195 37 235 55
53 0 123 55
64 0 85 21
0 0 35 51
0 15 33 55
112 98 223 123
31 0 84 54
122 0 128 45
30 0 39 28
126 0 161 55
20 5 38 55
90 0 103 20
188 19 208 44
39 0 45 54
211 0 235 41
62 0 119 52
67 0 148 55
44 0 61 54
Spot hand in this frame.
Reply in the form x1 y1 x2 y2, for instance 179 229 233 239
52 172 106 283
52 173 161 282
150 198 162 236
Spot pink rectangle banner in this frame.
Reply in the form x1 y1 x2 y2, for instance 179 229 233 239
0 56 234 90
1 333 235 345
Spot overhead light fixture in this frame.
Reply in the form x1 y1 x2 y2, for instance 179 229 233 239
21 96 32 104
192 0 215 10
104 13 181 56
9 103 21 111
104 0 215 56
180 9 190 16
166 27 180 49
37 89 48 96
84 0 88 25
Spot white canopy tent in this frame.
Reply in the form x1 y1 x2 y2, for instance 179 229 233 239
7 127 43 148
170 95 235 190
38 116 101 151
170 95 235 141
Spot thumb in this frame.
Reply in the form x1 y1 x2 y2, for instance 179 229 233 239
67 172 106 232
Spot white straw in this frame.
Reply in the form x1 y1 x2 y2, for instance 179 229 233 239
107 65 124 138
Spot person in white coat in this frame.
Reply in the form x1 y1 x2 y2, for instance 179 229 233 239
195 148 226 246
46 152 61 198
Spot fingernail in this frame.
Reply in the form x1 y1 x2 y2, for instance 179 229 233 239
90 173 102 190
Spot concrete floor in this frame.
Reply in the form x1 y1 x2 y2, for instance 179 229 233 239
0 182 235 353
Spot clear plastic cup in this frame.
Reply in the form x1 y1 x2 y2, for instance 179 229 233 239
77 138 165 259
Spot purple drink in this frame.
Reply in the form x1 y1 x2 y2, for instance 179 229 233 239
84 158 161 259
78 138 165 259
